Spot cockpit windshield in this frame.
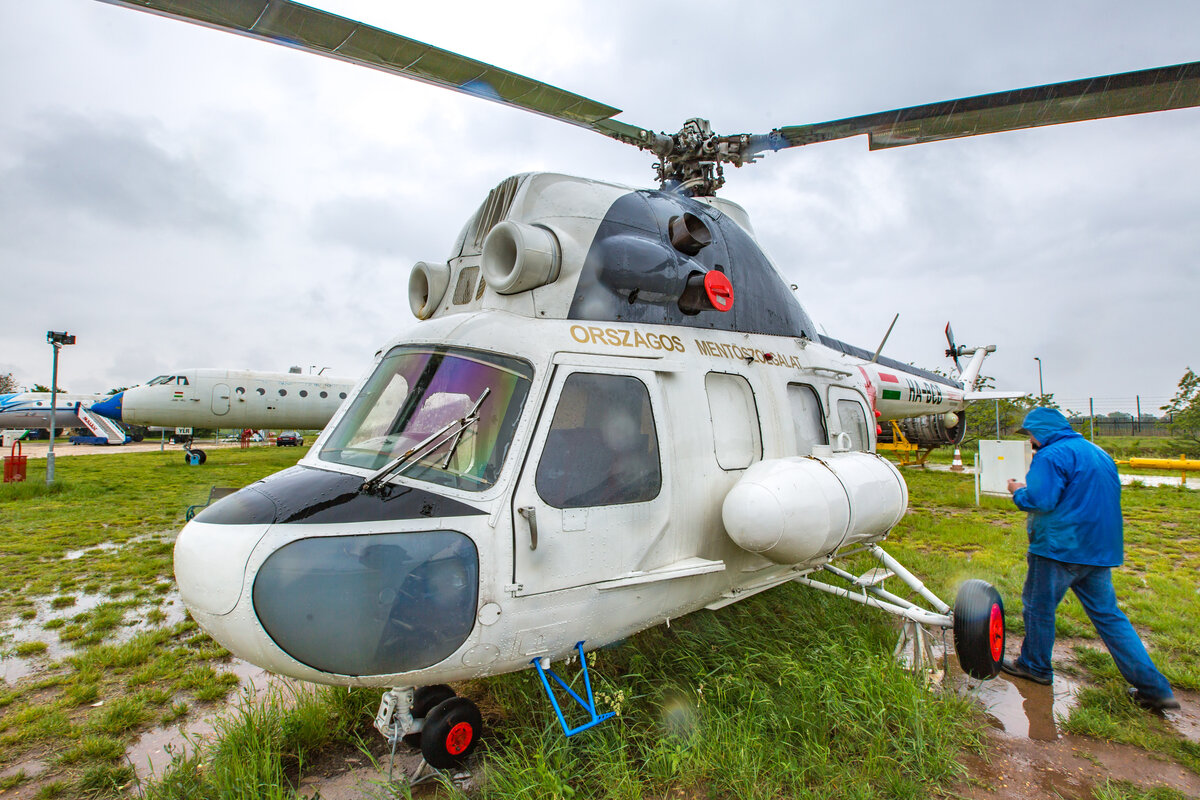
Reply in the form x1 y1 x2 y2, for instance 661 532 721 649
319 346 534 492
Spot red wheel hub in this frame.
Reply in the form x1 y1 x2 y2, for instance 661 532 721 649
988 603 1004 662
445 721 474 755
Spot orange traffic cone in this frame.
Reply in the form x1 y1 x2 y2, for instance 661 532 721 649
950 448 964 472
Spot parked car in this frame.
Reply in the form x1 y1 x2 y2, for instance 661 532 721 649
276 431 304 447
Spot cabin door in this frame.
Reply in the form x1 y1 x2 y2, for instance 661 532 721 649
212 384 231 416
511 365 670 596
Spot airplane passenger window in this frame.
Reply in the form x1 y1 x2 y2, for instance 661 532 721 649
299 390 308 398
705 372 762 469
837 399 869 451
339 392 347 399
235 387 245 394
787 383 827 455
320 391 328 398
257 388 266 395
279 389 287 396
535 373 661 509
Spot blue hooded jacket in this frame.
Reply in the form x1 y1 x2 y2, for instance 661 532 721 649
1011 407 1123 567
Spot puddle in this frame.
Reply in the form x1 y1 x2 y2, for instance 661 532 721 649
963 672 1080 741
126 660 277 781
1 590 188 684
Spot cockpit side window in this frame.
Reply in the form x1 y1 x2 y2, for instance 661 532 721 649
535 373 661 509
176 376 189 386
787 383 827 455
147 375 169 385
836 399 869 451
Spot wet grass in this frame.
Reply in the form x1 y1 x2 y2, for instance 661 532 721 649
0 446 304 796
5 447 1197 797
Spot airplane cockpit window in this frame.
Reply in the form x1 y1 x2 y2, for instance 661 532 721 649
147 375 169 385
837 399 869 452
535 373 661 508
787 383 827 455
320 346 533 492
176 376 189 385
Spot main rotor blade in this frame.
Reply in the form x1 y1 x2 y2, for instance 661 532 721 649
95 0 662 148
758 61 1200 153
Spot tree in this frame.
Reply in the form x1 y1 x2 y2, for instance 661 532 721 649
1161 367 1200 453
0 373 16 394
30 384 65 393
107 386 129 396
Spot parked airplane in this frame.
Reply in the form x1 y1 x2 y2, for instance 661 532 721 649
90 369 355 433
0 392 127 444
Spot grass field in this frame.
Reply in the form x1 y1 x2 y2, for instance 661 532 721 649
1 446 1196 798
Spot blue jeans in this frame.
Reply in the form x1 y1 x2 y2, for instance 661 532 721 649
1016 553 1174 700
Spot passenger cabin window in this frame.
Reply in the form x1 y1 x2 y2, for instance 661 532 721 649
837 399 869 451
279 389 287 397
235 387 245 395
705 372 762 470
256 388 266 395
535 373 661 509
787 383 827 455
300 390 308 398
320 391 328 398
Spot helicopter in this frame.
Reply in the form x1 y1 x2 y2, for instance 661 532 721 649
89 0 1200 774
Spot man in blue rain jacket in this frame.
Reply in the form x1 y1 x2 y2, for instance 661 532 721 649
1003 407 1179 711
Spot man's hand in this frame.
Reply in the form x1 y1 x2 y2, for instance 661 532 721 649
1007 479 1026 494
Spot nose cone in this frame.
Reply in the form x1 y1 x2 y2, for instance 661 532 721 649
91 392 123 421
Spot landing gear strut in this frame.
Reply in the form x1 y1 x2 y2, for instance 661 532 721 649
793 544 1005 679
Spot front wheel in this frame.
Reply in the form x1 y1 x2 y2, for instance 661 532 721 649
420 696 481 770
954 579 1004 680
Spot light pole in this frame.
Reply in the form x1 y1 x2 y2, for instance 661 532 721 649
46 330 76 484
1034 356 1044 399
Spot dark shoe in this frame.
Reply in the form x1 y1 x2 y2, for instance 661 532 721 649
1000 659 1052 685
1128 688 1181 711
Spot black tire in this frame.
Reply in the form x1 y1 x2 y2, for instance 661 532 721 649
403 684 457 747
194 448 207 464
420 696 481 770
954 579 1005 679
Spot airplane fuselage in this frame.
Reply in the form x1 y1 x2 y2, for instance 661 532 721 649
92 369 355 430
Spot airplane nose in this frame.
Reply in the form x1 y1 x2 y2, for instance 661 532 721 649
90 392 123 421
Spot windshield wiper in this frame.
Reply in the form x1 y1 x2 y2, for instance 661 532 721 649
360 388 491 493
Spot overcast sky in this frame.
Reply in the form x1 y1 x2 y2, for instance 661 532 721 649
2 1 1197 416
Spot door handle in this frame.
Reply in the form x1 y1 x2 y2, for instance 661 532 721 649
518 506 538 550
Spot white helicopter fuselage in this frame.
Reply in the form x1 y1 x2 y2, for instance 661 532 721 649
174 173 970 689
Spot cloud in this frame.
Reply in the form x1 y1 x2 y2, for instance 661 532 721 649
0 112 252 236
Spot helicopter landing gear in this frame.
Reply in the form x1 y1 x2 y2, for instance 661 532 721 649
953 579 1005 680
793 544 1005 680
531 641 615 737
374 685 481 782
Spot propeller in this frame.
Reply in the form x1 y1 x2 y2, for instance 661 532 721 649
944 323 962 375
96 0 1200 195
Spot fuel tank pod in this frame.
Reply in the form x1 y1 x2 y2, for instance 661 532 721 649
721 452 908 565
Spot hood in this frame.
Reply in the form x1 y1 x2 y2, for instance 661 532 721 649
1020 407 1079 447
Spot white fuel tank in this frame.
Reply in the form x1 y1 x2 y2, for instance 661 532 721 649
721 451 908 565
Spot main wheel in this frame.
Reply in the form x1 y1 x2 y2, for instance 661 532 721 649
193 448 207 464
420 696 481 770
954 579 1005 679
403 684 456 747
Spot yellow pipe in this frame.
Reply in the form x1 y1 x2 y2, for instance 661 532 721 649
1118 456 1200 472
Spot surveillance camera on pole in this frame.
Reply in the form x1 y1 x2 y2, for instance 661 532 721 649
45 330 76 484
